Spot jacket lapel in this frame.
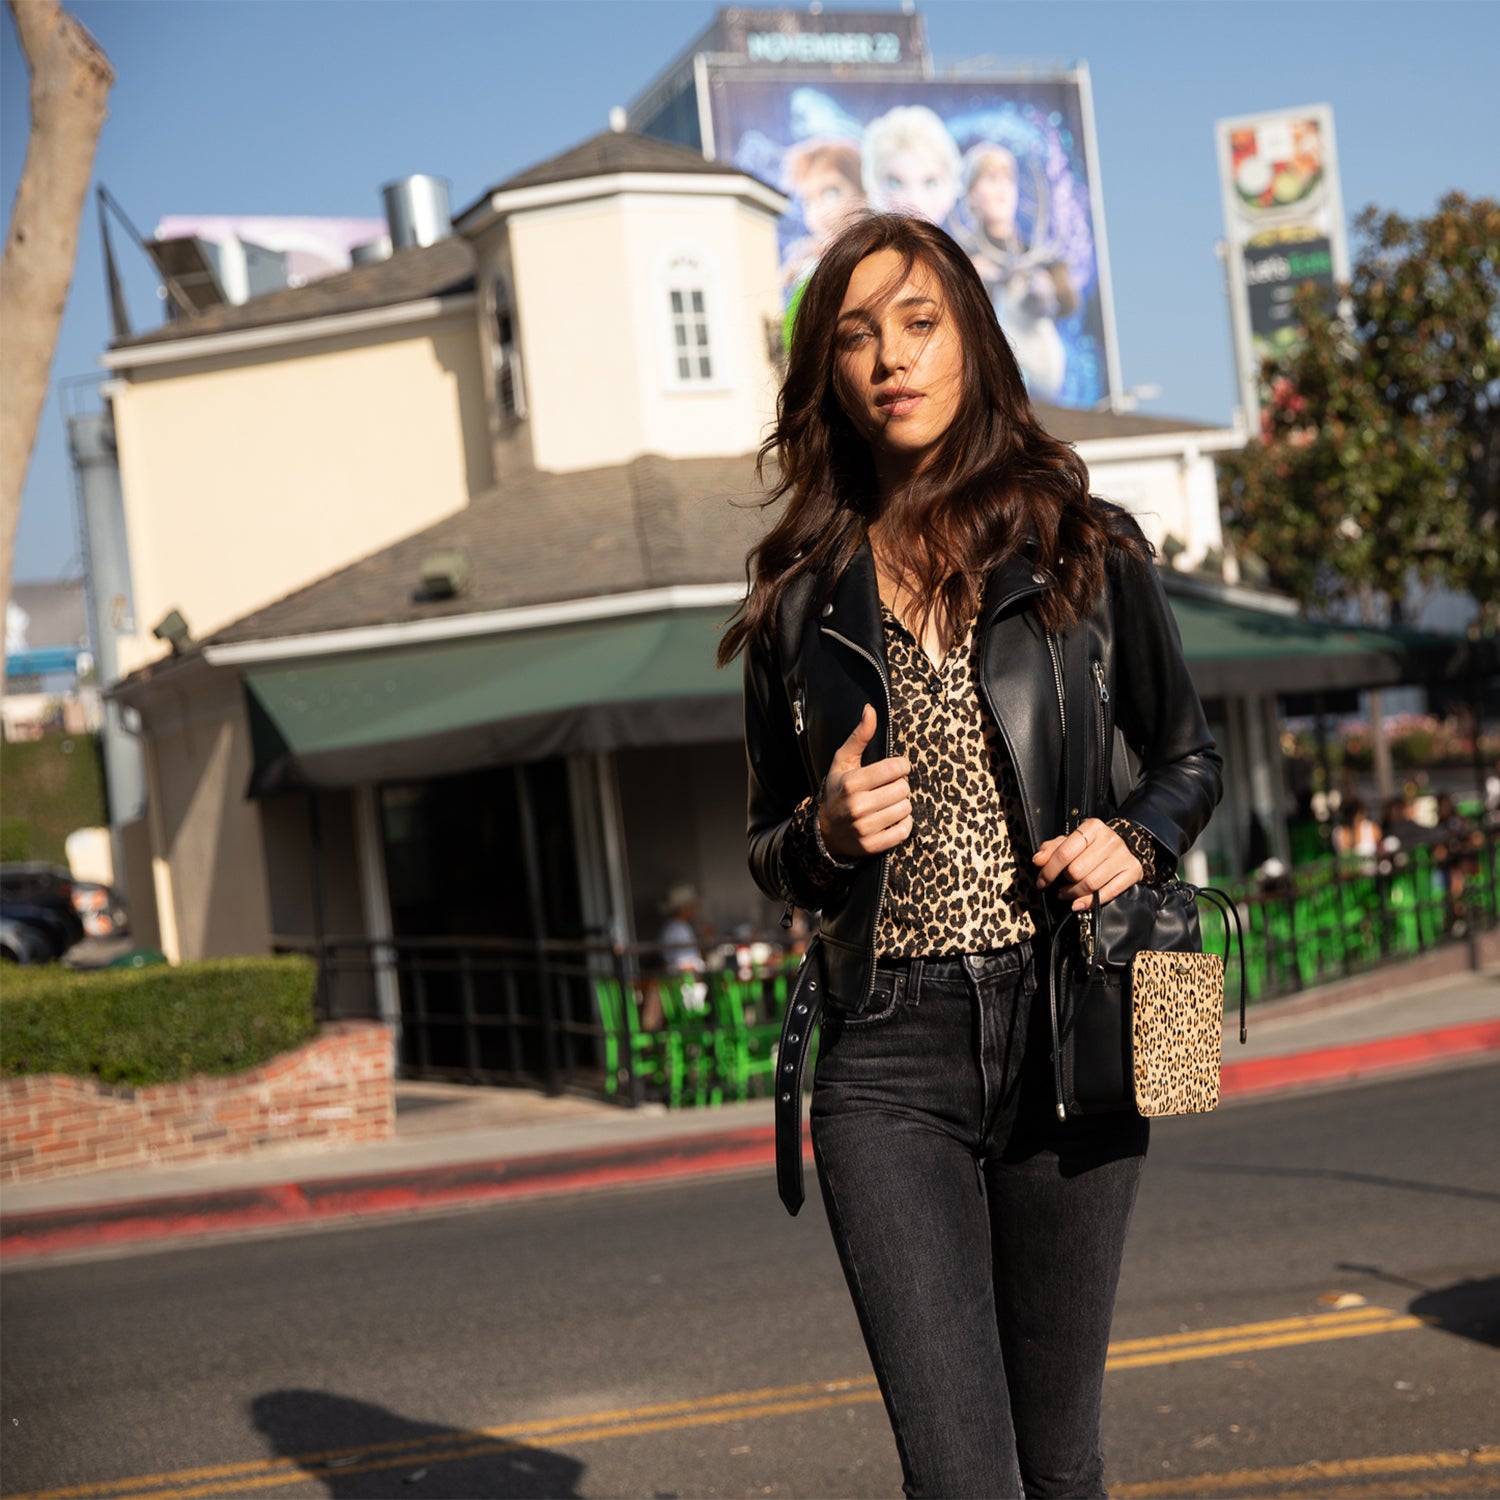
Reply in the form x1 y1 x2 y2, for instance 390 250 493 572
820 538 884 662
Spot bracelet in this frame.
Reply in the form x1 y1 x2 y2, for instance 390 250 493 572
814 785 859 871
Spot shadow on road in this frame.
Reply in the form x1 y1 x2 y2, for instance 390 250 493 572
251 1389 585 1498
1409 1275 1500 1349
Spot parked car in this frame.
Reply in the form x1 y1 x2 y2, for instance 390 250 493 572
0 864 87 959
0 914 53 964
68 878 130 938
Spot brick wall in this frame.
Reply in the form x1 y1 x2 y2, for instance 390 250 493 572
0 1021 393 1185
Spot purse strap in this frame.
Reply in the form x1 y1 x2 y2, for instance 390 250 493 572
1186 884 1248 1045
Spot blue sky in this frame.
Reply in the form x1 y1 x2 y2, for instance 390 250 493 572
4 0 1497 582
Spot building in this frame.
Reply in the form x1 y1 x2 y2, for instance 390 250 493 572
3 581 98 741
91 94 1467 1090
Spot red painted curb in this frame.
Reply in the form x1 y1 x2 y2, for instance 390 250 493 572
5 1022 1498 1260
0 1126 784 1262
1219 1018 1500 1098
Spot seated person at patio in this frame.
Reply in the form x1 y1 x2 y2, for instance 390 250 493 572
1333 798 1381 862
657 883 709 1010
1379 793 1430 857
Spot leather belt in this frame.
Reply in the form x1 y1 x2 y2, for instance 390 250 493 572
775 950 930 1214
774 942 824 1215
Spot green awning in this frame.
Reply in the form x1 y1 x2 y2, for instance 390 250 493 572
246 608 739 793
1165 592 1471 699
244 594 1478 794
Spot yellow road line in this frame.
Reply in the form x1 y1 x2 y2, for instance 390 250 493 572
1107 1315 1422 1370
9 1378 882 1500
116 1391 890 1500
1108 1306 1402 1354
1114 1446 1500 1497
6 1309 1438 1500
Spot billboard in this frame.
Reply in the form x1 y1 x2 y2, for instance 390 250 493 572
1215 105 1348 426
709 8 927 69
710 73 1118 409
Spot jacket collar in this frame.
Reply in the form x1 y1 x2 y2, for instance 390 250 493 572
982 547 1053 622
818 537 885 654
807 530 1053 653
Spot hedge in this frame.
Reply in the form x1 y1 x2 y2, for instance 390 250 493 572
0 956 318 1087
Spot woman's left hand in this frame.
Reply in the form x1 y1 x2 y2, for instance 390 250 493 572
1032 818 1144 911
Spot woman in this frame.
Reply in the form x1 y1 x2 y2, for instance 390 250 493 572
718 213 1221 1499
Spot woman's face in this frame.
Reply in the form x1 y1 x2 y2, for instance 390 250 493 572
801 163 865 241
968 155 1018 237
876 146 958 226
833 247 965 482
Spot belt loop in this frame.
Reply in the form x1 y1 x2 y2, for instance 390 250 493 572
909 957 924 1003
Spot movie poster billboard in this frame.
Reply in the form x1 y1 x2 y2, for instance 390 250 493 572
1215 105 1348 425
710 74 1119 409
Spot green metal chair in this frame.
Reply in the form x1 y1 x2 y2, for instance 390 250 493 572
711 972 782 1102
658 973 722 1108
594 976 673 1103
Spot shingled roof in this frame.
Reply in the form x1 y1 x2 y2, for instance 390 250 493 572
110 238 477 351
457 130 751 215
204 397 1229 651
1035 404 1227 442
206 452 771 647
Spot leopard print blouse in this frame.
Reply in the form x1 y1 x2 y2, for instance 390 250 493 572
785 608 1158 958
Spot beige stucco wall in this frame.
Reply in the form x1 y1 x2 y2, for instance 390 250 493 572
507 193 783 473
1082 447 1229 570
111 312 489 677
141 678 270 959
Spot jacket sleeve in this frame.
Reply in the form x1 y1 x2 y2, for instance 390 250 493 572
1109 552 1223 866
744 632 856 912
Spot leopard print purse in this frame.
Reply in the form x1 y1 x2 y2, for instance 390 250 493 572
1048 882 1245 1120
1129 947 1227 1115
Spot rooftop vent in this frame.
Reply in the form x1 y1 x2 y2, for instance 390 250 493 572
350 235 393 266
381 175 451 250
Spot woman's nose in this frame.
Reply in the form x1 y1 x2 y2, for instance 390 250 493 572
873 336 905 378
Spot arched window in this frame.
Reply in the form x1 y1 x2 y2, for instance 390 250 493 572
669 286 713 383
658 245 726 390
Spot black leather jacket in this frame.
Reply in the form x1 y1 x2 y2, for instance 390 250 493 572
743 533 1223 1016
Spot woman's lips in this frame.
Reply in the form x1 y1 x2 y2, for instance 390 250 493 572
876 390 923 418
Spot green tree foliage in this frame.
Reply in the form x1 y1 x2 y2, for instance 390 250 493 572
1220 193 1500 625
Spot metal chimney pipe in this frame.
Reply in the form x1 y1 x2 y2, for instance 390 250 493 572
381 175 451 250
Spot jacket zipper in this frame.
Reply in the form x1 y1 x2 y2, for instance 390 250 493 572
822 625 893 1012
1044 629 1072 1118
1092 659 1110 808
1046 631 1068 816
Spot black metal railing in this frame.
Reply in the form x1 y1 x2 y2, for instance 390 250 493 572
1210 829 1498 1001
275 829 1497 1103
270 931 798 1107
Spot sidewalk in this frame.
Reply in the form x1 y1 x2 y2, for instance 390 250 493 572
4 959 1498 1262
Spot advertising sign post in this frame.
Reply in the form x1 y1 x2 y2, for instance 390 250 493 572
1215 104 1348 430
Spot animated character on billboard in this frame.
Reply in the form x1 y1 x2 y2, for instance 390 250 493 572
957 143 1076 401
781 138 868 292
861 105 962 229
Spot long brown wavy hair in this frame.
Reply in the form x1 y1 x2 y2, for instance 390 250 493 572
717 213 1151 665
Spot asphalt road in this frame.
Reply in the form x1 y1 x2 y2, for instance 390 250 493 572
3 1063 1497 1500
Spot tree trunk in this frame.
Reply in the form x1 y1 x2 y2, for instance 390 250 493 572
1357 585 1396 801
0 0 114 696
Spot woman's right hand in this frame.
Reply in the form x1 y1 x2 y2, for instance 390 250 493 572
818 704 913 861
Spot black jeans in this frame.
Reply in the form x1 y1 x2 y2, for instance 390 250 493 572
810 943 1149 1499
